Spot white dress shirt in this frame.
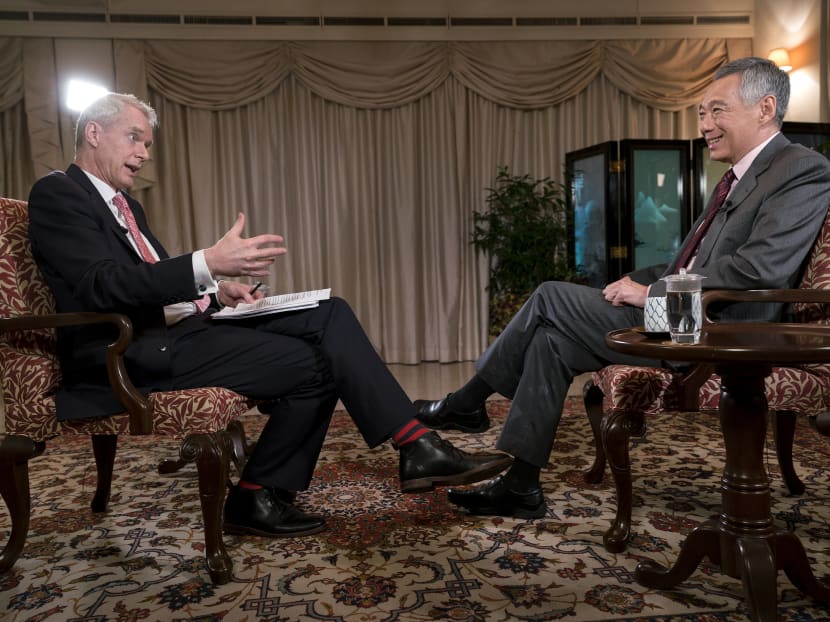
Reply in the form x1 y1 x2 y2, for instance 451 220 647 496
82 170 217 325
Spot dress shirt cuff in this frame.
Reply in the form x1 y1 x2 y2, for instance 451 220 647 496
192 249 218 295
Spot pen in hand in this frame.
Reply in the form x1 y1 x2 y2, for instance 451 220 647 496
249 282 263 296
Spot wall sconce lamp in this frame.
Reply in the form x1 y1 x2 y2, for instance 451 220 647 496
767 48 793 72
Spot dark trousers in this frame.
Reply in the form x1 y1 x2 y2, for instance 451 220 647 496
476 281 661 469
166 297 414 489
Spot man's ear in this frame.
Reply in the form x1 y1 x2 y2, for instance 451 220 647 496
758 94 777 124
84 121 100 147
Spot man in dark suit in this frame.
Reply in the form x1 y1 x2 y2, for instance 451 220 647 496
416 57 830 518
28 92 512 538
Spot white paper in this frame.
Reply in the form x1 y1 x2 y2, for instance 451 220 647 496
211 288 331 320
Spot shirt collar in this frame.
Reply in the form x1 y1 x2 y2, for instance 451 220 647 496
79 169 120 206
731 132 779 182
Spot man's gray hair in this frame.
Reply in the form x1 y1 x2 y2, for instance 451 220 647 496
74 92 158 153
714 57 790 127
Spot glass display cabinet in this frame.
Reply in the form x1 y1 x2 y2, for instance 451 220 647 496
620 139 691 272
566 139 692 285
565 141 621 288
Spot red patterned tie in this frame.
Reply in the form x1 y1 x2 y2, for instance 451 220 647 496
113 193 157 263
674 168 735 271
113 194 210 313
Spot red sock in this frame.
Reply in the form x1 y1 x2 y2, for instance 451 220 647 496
238 479 264 490
393 419 430 447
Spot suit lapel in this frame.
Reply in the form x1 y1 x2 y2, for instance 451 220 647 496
66 164 138 259
693 134 789 267
66 164 169 261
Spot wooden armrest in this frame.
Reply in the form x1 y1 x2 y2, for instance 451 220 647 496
0 312 153 435
701 288 830 325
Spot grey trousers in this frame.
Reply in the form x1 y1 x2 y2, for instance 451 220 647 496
476 281 661 468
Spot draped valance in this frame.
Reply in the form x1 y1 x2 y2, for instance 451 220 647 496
134 38 743 112
1 36 749 166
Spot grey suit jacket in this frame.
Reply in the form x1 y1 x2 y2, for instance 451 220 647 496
631 133 830 322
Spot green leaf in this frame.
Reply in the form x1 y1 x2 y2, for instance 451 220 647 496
472 166 581 312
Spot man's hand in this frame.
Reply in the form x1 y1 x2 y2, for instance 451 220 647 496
602 276 648 308
204 213 286 277
217 279 266 308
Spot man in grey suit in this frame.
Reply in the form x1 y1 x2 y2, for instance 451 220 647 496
415 57 830 518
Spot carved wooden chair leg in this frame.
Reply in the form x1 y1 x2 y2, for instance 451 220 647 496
583 381 607 484
602 409 646 553
227 420 254 474
156 447 189 475
0 436 45 572
158 421 254 476
91 434 118 512
772 410 805 496
183 432 233 585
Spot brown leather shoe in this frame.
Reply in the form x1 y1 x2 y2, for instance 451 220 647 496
399 431 512 493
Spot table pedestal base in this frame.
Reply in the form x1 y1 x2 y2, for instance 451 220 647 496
633 365 830 621
635 523 830 621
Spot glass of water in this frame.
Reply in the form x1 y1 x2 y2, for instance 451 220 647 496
663 269 704 344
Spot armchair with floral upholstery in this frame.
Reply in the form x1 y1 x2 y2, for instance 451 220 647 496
0 197 257 585
582 206 830 553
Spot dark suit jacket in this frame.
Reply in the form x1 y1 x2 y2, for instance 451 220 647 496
28 164 211 420
630 134 830 322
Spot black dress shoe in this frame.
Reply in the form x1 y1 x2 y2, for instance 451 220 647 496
224 485 326 537
413 394 490 433
448 475 547 518
271 487 297 504
399 431 512 493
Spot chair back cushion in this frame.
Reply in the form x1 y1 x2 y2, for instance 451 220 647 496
790 207 830 385
0 198 65 437
0 198 56 317
793 206 830 324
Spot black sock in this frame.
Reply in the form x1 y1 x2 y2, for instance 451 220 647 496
446 375 493 412
504 458 541 491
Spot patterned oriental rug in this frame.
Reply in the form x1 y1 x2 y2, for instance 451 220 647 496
2 397 830 622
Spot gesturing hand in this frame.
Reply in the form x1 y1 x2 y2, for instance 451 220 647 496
204 213 286 278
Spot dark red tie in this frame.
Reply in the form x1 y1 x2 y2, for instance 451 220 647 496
113 193 157 263
674 168 735 271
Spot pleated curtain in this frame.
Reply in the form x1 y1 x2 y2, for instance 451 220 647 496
0 36 751 362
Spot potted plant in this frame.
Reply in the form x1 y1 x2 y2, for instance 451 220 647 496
472 166 581 336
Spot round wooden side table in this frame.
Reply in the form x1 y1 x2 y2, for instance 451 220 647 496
606 323 830 622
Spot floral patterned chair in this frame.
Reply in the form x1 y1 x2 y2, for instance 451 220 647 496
582 207 830 553
0 197 257 584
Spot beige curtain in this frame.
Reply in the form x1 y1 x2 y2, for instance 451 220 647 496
3 36 751 362
0 38 34 198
